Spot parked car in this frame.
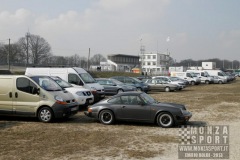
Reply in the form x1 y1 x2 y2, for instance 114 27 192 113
95 78 137 95
110 76 150 92
169 76 189 85
212 76 227 84
84 92 192 128
50 76 94 106
145 79 179 92
152 76 186 90
0 75 79 122
136 75 152 80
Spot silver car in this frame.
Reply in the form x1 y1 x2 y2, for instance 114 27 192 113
145 79 179 92
152 76 186 90
212 76 227 84
96 78 137 95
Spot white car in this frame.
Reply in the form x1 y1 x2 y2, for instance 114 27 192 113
50 76 94 106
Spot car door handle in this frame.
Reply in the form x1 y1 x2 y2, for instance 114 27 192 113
122 106 126 108
15 92 18 98
9 92 12 98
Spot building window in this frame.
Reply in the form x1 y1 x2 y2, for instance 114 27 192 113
147 55 151 59
153 62 156 65
153 55 156 59
147 62 151 65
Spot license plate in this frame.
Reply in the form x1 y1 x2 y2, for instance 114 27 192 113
71 107 78 111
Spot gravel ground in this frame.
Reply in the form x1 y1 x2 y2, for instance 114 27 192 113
0 78 239 160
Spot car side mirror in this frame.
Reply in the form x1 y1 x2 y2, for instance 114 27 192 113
33 88 40 95
78 80 84 86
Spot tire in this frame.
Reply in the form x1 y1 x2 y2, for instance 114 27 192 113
191 81 195 85
136 87 142 92
117 89 124 94
157 112 174 128
205 80 209 84
165 87 170 92
38 107 53 123
99 110 115 125
218 81 223 84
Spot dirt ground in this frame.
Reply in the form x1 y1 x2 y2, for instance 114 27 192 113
0 78 240 160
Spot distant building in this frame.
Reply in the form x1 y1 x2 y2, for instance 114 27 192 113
97 54 140 72
169 66 187 72
140 52 173 75
202 62 216 70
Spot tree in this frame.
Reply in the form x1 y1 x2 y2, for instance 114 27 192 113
90 54 106 65
18 33 52 65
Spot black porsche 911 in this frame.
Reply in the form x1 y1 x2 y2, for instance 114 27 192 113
84 92 192 128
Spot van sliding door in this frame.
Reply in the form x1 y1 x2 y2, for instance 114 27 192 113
13 77 40 116
0 77 13 115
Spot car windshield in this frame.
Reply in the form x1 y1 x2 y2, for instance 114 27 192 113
79 73 96 83
52 77 73 88
31 76 62 91
190 72 197 77
131 77 142 83
140 92 158 104
169 77 179 81
205 72 210 76
111 79 124 85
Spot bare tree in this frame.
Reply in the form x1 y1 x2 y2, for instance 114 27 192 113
90 54 106 65
18 33 52 65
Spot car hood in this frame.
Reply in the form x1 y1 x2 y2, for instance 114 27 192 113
153 102 186 110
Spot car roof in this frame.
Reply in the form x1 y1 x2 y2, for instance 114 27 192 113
113 91 142 97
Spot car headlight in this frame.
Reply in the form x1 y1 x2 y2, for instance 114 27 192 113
76 91 84 96
54 95 67 104
55 95 63 102
90 87 97 92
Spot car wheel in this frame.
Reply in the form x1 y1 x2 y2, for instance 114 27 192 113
157 112 174 128
99 110 115 125
219 80 223 84
117 89 124 94
191 81 195 85
136 87 142 92
165 87 170 92
38 107 53 123
205 80 209 84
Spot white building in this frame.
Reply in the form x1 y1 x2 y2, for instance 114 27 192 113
140 52 172 75
202 62 216 70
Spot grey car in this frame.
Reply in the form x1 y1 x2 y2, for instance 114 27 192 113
152 76 186 90
110 76 150 92
95 78 137 95
145 79 179 92
212 76 227 84
84 92 192 128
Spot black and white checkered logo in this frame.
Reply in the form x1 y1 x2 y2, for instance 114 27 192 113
179 125 191 144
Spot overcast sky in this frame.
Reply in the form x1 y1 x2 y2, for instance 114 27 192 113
0 0 239 62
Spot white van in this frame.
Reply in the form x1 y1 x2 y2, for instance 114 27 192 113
170 72 201 85
203 70 229 82
186 70 214 84
25 67 105 102
0 75 79 122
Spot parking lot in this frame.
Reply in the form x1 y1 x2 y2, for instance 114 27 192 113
0 78 240 160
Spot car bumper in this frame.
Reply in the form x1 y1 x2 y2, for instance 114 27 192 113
92 91 105 102
76 96 94 105
84 111 98 118
52 102 79 118
175 112 192 125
